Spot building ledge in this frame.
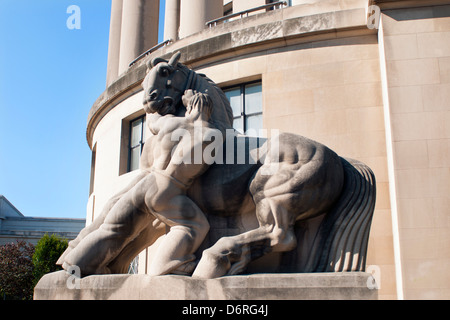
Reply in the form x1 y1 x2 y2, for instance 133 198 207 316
86 6 372 149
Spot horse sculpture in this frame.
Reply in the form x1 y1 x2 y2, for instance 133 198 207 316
58 52 376 278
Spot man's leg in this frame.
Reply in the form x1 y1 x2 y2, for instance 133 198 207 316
58 171 148 266
63 174 157 276
147 194 210 276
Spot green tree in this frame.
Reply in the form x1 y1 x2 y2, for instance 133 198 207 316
0 241 35 300
32 233 68 286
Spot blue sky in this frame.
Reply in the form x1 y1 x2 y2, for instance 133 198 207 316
0 0 165 219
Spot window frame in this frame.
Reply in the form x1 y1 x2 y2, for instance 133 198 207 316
89 143 97 196
127 114 146 173
223 80 263 135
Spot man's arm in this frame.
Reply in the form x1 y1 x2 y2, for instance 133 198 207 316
148 113 181 136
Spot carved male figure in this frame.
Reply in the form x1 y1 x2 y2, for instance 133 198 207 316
58 52 376 279
62 90 218 276
144 90 218 275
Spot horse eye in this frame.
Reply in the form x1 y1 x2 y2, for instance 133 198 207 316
159 67 169 77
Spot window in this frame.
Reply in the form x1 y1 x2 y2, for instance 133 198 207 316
224 1 232 16
89 143 96 196
266 0 283 10
128 256 139 274
224 81 263 136
128 115 146 172
266 0 276 5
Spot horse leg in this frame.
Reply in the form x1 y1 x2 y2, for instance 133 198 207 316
193 197 296 278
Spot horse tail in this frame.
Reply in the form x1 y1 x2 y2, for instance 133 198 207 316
304 157 376 272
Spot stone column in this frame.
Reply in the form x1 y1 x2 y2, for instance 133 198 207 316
164 0 180 41
118 0 160 75
106 0 123 87
179 0 223 39
233 0 265 14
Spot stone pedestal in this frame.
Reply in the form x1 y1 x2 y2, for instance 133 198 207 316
34 271 378 300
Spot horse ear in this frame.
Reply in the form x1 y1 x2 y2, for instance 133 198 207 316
146 59 153 71
149 57 166 69
168 51 181 68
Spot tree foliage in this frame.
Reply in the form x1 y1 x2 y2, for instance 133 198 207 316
0 234 68 300
0 240 35 300
32 233 68 286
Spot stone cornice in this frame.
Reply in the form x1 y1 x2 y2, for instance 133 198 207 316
86 6 373 149
373 0 450 9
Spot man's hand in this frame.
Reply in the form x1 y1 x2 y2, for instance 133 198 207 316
182 89 198 108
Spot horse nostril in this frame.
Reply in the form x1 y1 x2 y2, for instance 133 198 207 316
149 90 158 100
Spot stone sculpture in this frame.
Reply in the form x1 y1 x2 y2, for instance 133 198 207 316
57 52 376 278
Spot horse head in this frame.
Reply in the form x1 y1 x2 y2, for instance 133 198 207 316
142 52 190 115
142 51 234 134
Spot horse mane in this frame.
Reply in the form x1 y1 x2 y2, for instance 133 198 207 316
176 63 234 134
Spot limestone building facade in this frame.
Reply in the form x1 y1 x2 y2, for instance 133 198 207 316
86 0 450 299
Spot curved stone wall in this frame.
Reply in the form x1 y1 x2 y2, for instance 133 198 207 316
87 2 399 297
